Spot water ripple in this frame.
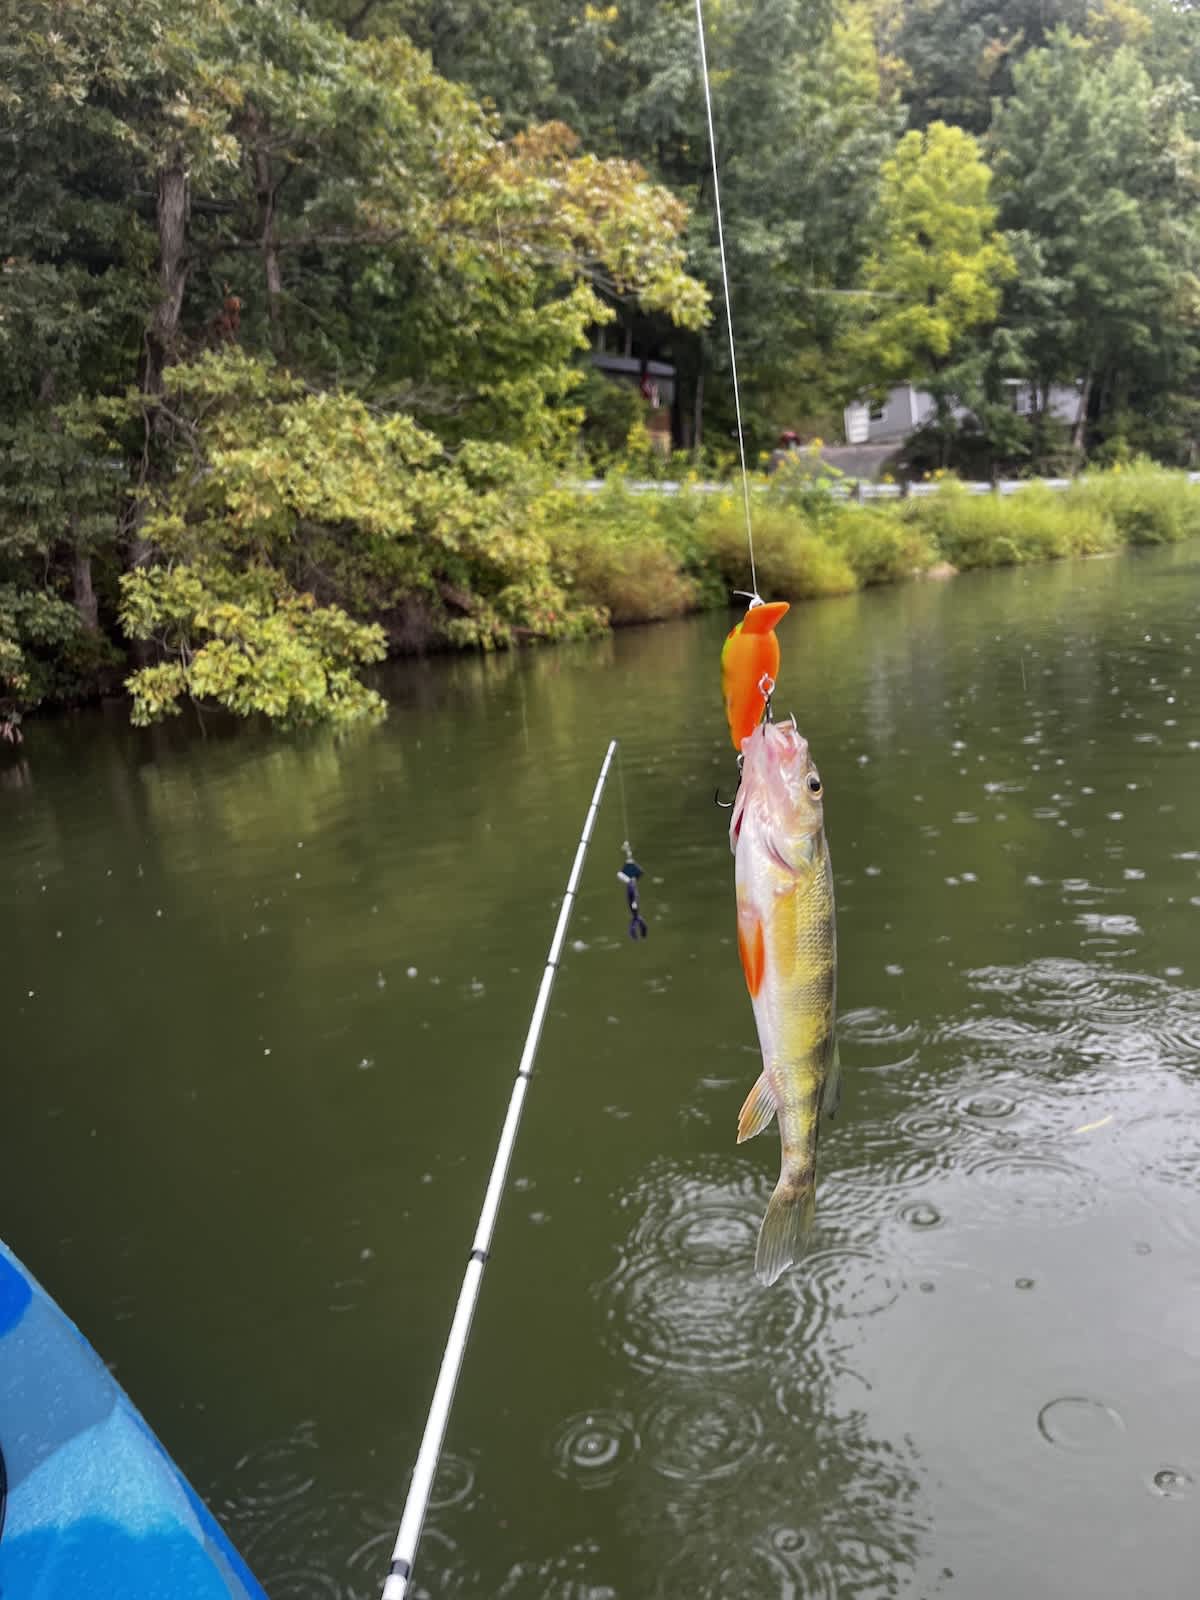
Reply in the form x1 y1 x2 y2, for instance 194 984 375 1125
598 1163 804 1373
548 1410 638 1489
643 1388 763 1482
1036 1396 1125 1453
960 1150 1098 1227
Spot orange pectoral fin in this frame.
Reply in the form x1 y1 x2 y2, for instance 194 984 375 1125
737 913 766 998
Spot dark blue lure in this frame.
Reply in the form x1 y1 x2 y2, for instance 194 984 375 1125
617 845 648 940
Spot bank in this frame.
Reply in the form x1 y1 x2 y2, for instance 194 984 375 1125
552 460 1200 632
3 461 1198 739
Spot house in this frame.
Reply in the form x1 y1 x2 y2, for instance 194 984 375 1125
590 351 676 453
843 381 1081 446
590 352 677 411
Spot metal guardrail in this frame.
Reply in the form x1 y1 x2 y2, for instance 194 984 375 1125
572 471 1200 501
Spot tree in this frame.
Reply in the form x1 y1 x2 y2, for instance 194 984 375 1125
839 123 1013 422
893 0 1092 133
991 33 1200 458
1 0 707 726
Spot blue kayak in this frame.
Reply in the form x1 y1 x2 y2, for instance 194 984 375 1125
0 1239 266 1599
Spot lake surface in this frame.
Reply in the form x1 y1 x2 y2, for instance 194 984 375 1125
3 544 1200 1598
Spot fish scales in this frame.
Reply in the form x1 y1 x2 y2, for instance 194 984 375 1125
731 719 838 1285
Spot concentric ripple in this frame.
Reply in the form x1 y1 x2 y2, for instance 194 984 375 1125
1150 1466 1194 1499
601 1250 802 1375
1036 1396 1126 1453
658 1199 759 1270
224 1420 319 1521
598 1161 806 1373
653 1538 838 1600
961 1150 1098 1226
429 1451 477 1510
548 1409 639 1488
243 1486 405 1600
837 1007 922 1074
643 1389 763 1482
792 1246 902 1332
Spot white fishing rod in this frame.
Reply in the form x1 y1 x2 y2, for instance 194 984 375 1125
381 739 619 1600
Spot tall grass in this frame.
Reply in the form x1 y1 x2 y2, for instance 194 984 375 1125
705 503 859 598
905 483 1119 569
547 466 1200 628
1068 462 1200 545
548 481 708 625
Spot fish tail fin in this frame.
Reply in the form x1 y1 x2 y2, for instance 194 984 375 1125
755 1172 815 1287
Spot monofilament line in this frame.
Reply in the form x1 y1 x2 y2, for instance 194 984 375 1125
616 740 631 852
380 740 618 1600
694 0 757 600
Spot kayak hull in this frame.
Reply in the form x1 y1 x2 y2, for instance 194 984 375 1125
0 1239 266 1599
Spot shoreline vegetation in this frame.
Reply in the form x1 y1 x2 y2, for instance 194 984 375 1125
549 453 1200 623
9 0 1200 740
4 454 1198 741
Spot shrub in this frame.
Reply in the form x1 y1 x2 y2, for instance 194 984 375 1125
547 481 707 624
703 503 858 599
905 482 1118 568
552 525 698 624
1068 461 1200 546
825 508 937 585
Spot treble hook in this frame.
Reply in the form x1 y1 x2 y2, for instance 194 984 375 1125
714 754 744 808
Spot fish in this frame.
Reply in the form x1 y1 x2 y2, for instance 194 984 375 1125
730 717 838 1286
720 601 790 750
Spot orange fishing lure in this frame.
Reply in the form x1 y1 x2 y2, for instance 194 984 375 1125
719 601 790 750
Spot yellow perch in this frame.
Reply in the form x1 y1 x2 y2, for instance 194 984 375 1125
730 719 839 1286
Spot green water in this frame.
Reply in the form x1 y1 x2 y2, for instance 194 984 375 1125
4 545 1200 1598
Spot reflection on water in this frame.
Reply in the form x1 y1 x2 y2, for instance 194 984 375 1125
2 544 1200 1597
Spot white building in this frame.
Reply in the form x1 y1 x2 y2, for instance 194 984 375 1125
843 381 1080 446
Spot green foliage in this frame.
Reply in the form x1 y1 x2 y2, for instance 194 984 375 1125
825 511 938 586
574 368 651 469
704 507 860 601
1 0 708 729
903 482 1119 568
120 562 388 727
125 349 610 668
992 35 1200 458
844 123 1014 394
1068 461 1200 545
5 0 1200 734
551 523 700 627
0 586 84 711
892 0 1092 133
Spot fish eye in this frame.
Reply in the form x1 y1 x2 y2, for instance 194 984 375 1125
807 773 822 795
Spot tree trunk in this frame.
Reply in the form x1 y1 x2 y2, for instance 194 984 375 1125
72 545 100 634
692 362 705 454
143 156 190 413
131 154 190 575
253 131 284 353
1072 368 1092 459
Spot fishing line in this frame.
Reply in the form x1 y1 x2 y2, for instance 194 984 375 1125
381 741 618 1600
693 0 758 602
616 739 632 852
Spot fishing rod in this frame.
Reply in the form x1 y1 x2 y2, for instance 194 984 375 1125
380 739 619 1600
